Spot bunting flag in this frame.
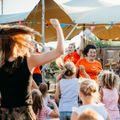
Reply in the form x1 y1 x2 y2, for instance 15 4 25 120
90 25 96 31
45 21 51 26
60 23 68 28
105 24 112 30
75 26 82 29
18 21 22 25
8 20 119 31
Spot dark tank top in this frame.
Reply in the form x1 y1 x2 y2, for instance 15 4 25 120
0 57 32 108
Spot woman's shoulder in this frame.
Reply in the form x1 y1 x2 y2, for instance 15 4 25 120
94 60 102 65
76 58 86 64
73 103 105 111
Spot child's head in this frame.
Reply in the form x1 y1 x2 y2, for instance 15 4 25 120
98 70 119 89
79 79 99 102
63 62 76 77
31 89 43 114
39 83 48 97
78 109 104 120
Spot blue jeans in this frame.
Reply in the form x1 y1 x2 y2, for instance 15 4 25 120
60 111 72 120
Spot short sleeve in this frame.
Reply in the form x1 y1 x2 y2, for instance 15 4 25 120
45 106 53 116
72 107 78 112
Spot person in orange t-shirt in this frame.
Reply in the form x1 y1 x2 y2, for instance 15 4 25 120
64 43 80 64
76 44 102 81
33 66 42 85
32 47 43 85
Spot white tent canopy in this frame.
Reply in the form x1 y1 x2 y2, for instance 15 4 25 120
71 5 120 24
0 12 29 24
55 0 120 24
62 0 120 7
54 0 120 41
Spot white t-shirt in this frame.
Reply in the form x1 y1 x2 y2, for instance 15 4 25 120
72 103 108 120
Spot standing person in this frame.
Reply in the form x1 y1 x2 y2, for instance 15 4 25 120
99 70 120 120
54 62 79 120
0 18 64 120
71 79 110 120
76 44 102 82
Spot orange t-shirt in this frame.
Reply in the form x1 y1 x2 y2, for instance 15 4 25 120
33 67 41 74
64 52 80 64
76 58 102 80
33 52 42 74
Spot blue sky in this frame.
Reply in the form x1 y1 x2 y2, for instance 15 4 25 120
0 0 70 15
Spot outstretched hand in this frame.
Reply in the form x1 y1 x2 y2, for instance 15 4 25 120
50 19 60 29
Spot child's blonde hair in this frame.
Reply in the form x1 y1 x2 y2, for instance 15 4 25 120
78 109 104 120
98 70 119 89
80 79 99 101
62 62 76 77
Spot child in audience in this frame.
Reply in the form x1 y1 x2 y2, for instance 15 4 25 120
54 62 79 120
99 70 120 120
71 79 110 120
77 109 104 120
39 82 50 106
31 89 59 120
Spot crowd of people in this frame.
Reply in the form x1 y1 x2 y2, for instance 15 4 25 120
0 18 120 120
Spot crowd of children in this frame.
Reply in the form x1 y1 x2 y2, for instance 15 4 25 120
28 43 120 120
0 18 120 120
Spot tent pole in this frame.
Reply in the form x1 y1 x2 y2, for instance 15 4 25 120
1 0 3 14
82 24 86 47
41 0 45 82
42 0 45 46
65 23 78 40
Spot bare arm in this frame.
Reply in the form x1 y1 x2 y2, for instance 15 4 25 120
49 100 60 118
31 80 39 90
29 75 38 90
54 82 60 104
28 19 65 72
79 65 90 78
107 115 111 120
71 112 78 120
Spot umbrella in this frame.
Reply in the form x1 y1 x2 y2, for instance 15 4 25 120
25 0 82 42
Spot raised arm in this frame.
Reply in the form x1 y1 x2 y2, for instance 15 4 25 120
71 112 78 120
28 19 65 72
54 82 60 104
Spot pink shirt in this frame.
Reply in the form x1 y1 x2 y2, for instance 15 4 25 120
37 106 52 120
102 88 120 120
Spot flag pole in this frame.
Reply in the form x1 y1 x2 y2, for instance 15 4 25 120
42 0 45 46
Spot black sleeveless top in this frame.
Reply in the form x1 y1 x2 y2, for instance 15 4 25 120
0 57 32 108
